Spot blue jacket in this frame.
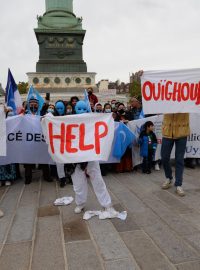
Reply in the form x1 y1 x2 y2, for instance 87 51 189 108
139 131 157 157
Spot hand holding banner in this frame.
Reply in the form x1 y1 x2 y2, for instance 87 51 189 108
141 68 200 114
42 113 115 163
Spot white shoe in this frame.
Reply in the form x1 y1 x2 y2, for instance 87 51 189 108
162 179 172 189
5 181 11 186
176 186 185 197
74 205 85 214
155 163 160 171
0 209 4 218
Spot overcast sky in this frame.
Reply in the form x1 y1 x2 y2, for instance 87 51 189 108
0 0 200 87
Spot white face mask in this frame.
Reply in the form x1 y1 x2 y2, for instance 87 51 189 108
47 109 54 114
105 109 111 113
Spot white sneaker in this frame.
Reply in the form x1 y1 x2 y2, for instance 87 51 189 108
155 163 160 171
5 181 11 186
74 205 85 214
0 209 4 218
176 186 185 197
162 179 172 189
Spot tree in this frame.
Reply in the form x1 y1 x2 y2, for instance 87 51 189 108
129 80 142 101
18 82 29 94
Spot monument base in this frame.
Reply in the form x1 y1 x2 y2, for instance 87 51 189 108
27 72 97 93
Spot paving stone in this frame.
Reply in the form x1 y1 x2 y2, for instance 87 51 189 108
0 242 31 270
111 204 139 232
66 240 103 270
7 182 39 243
0 186 7 201
176 261 200 270
116 172 160 194
19 181 39 206
181 213 200 231
64 218 90 242
168 188 200 211
88 218 132 261
154 190 192 214
0 182 24 243
121 230 175 270
31 216 65 270
38 205 60 217
144 219 199 264
58 185 91 243
7 205 36 243
184 233 200 252
104 176 147 214
39 181 57 207
133 208 161 227
104 258 140 270
142 195 199 236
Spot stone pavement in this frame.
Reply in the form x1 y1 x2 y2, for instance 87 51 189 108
1 167 200 270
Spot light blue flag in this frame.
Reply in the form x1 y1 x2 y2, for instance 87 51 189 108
27 85 45 115
84 89 92 112
113 122 136 159
139 109 145 119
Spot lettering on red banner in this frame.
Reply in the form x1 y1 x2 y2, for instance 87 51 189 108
142 80 200 105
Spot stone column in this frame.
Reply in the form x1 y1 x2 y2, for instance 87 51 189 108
45 0 73 13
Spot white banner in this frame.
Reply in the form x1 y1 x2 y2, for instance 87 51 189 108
0 105 6 156
0 115 54 165
128 114 200 166
141 69 200 114
41 113 115 163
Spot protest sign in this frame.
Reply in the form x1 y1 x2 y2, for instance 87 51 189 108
41 113 115 163
0 115 54 165
128 114 200 166
0 115 120 165
141 69 200 114
0 105 6 156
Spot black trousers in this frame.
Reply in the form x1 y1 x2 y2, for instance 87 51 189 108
142 151 154 173
25 164 50 181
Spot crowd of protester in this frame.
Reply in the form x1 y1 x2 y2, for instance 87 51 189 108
0 87 199 218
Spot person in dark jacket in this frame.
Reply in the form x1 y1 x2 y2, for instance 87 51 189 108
87 87 98 107
139 121 157 174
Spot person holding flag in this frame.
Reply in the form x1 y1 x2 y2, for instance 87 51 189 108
24 86 51 184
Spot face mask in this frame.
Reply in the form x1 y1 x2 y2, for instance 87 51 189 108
75 101 88 114
30 106 38 113
88 91 92 95
55 102 65 115
111 104 115 109
67 109 72 114
105 109 111 113
96 109 102 113
47 109 54 114
118 109 125 114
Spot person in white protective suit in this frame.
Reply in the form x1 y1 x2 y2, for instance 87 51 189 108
72 101 116 214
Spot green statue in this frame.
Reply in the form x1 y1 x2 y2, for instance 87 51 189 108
37 0 82 30
46 0 73 13
35 0 87 73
